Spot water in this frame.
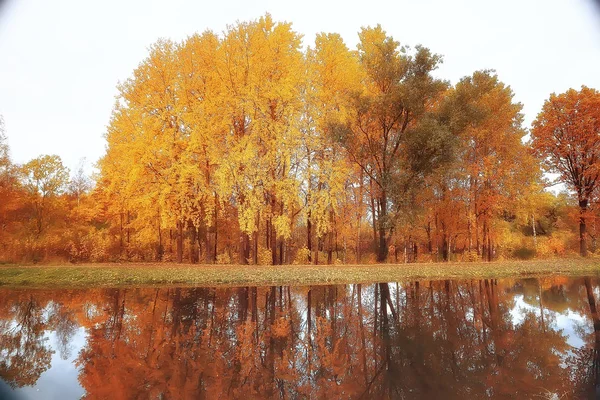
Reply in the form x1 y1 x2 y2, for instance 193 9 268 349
1 276 600 399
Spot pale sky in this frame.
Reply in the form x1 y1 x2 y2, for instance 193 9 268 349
1 0 599 175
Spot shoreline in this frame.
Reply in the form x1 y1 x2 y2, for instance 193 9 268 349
1 259 600 288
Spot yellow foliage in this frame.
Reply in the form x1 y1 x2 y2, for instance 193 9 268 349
293 247 311 265
216 253 231 265
257 247 273 266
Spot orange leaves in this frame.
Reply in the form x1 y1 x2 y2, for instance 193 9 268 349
531 86 600 199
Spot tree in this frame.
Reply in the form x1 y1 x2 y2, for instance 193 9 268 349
0 116 24 260
531 86 600 256
334 26 452 262
214 14 305 264
303 33 362 264
440 70 533 261
21 155 69 237
68 158 92 206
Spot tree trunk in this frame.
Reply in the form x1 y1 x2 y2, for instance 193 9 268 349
528 212 536 251
271 216 277 266
307 210 312 263
212 193 218 263
239 231 250 265
253 213 259 265
157 212 163 261
370 179 377 253
119 211 124 258
580 199 588 257
189 224 197 263
482 219 488 261
327 211 334 265
376 195 388 263
426 221 433 254
442 232 449 262
278 204 284 265
357 170 363 263
176 220 183 263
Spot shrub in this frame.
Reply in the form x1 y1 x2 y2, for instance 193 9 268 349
513 246 536 260
463 250 480 262
257 246 272 265
216 252 231 265
293 247 311 265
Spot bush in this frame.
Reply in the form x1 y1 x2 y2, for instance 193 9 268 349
293 247 311 265
216 253 231 265
513 246 536 260
463 250 480 262
257 246 272 265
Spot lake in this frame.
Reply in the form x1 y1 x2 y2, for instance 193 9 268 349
1 276 600 399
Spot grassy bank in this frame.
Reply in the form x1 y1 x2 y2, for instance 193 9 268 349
1 259 600 288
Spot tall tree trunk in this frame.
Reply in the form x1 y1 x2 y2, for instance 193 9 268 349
271 217 277 266
370 179 377 253
487 227 492 261
239 232 250 265
377 194 388 262
357 170 363 263
253 213 259 265
532 213 537 250
212 193 218 263
157 211 163 261
119 211 124 258
327 211 334 265
580 199 588 257
413 241 418 262
475 207 480 256
482 219 488 262
278 202 284 265
176 220 183 263
307 210 312 263
189 223 197 263
442 230 449 262
426 220 433 254
124 210 130 261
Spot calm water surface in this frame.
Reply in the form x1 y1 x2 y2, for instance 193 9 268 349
2 276 600 399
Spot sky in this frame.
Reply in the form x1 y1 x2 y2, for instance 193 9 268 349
0 0 599 176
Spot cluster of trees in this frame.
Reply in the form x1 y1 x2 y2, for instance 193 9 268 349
1 15 599 264
2 278 600 398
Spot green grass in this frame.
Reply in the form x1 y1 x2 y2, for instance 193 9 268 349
1 259 600 288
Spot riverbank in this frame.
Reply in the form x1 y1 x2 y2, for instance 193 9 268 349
1 259 599 288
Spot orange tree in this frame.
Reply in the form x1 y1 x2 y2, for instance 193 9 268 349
531 86 600 256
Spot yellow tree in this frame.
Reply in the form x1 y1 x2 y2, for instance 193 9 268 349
303 33 362 264
100 36 222 263
214 15 304 264
176 31 223 263
21 155 69 238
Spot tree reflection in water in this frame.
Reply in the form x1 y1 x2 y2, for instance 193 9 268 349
1 277 600 398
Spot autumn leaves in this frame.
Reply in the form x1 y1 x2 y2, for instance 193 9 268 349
95 15 541 264
531 86 600 256
2 14 596 264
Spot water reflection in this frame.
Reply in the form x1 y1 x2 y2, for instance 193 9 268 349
1 277 600 398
